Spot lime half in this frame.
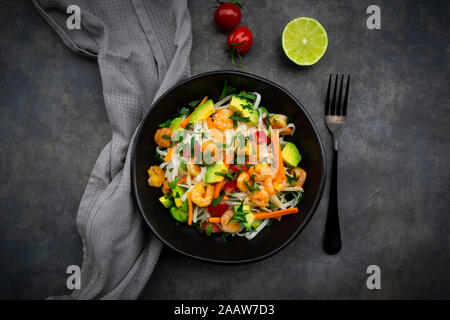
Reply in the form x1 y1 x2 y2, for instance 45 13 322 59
282 17 328 66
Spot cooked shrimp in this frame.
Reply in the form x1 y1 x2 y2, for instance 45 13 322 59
273 177 286 192
280 128 292 135
269 114 292 135
262 177 276 194
289 168 307 187
269 114 287 129
154 127 172 148
249 189 270 208
237 171 251 192
202 141 221 163
249 163 272 182
190 184 214 207
209 128 225 143
221 210 242 233
187 163 201 176
213 108 234 131
147 166 165 187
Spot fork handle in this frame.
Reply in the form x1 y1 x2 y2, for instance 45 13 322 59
323 149 342 254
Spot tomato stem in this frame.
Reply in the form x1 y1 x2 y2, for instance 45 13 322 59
216 0 244 10
230 49 243 68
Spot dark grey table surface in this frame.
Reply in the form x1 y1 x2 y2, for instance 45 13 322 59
1 0 449 299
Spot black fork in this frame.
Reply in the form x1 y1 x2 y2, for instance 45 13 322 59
323 74 350 254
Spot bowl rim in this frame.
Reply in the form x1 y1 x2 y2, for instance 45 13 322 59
131 70 327 264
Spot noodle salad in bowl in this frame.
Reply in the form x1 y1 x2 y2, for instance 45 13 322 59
147 82 307 241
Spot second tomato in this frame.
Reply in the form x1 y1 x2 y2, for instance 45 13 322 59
214 3 242 31
227 26 253 54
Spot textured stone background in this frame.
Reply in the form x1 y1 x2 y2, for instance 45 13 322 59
0 0 449 299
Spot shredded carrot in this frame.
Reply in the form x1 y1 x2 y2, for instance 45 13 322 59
199 96 208 106
180 115 191 129
187 192 193 225
208 217 221 223
180 96 208 128
253 208 298 220
213 180 224 199
206 116 215 129
270 130 281 175
164 147 174 162
223 195 229 200
277 144 287 181
271 130 286 181
177 176 187 184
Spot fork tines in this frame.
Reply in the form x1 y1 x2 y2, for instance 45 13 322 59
325 74 350 116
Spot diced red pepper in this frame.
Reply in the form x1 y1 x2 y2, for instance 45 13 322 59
229 164 248 172
223 180 237 194
207 202 229 217
202 222 222 233
256 130 270 144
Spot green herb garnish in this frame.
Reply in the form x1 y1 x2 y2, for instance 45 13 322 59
215 172 234 181
229 115 250 122
188 99 201 108
205 223 213 236
287 171 298 185
211 193 225 207
237 92 256 101
168 178 179 189
219 80 237 100
179 107 190 116
158 118 173 128
222 233 230 243
153 153 164 163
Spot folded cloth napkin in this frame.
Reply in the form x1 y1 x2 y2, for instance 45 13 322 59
33 0 192 299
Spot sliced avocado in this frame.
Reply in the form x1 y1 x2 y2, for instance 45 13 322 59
169 206 188 223
230 95 253 113
252 219 263 229
205 161 228 184
242 109 259 126
243 213 255 229
234 205 251 214
159 195 173 208
172 185 185 207
169 116 183 130
281 142 301 167
179 200 189 212
189 99 215 124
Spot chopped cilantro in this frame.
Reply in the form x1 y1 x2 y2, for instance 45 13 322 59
158 118 173 128
188 99 201 108
168 178 179 189
215 172 234 181
222 233 230 243
153 153 164 163
211 193 225 207
219 81 237 100
205 223 213 236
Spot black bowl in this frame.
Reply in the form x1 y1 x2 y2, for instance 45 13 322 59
132 70 326 263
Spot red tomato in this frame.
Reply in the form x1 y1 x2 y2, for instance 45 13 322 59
214 3 242 31
229 164 248 172
203 222 222 233
256 130 270 144
227 26 253 54
208 202 229 217
223 180 237 194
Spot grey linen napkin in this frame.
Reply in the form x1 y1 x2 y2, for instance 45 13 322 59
33 0 192 299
